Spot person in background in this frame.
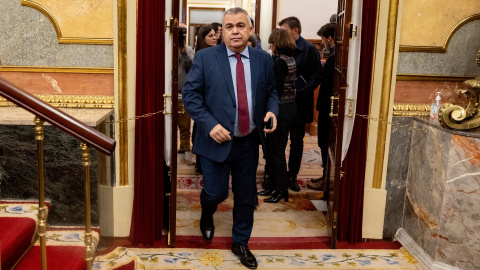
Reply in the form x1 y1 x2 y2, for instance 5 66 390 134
211 22 222 45
178 25 194 165
195 25 217 52
182 8 278 269
307 22 336 191
191 25 218 173
319 14 337 64
179 22 195 60
249 17 262 49
278 16 322 192
257 28 297 203
247 34 256 48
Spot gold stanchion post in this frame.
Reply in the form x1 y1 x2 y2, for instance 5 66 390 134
81 143 93 270
35 117 47 270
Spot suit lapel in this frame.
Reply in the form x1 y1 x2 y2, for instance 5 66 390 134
216 44 236 104
249 47 259 109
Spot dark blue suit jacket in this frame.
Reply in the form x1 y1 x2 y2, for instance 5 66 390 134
182 43 279 163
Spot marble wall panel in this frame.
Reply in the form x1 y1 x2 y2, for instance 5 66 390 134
0 125 99 226
435 135 480 269
397 20 480 77
403 121 451 257
403 196 438 258
384 117 413 239
394 80 467 105
0 72 114 96
0 0 113 67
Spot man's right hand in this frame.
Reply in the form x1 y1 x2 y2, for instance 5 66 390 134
209 124 231 143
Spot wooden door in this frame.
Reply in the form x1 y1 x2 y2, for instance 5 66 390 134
325 0 352 249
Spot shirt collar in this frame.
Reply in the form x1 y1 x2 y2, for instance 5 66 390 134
295 35 306 51
226 46 250 59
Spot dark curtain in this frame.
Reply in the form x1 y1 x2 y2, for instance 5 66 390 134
129 0 165 245
338 0 377 243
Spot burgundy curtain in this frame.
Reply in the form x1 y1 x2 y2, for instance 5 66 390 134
129 0 165 245
338 0 377 243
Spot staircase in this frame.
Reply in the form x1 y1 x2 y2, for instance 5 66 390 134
0 77 115 270
0 202 100 270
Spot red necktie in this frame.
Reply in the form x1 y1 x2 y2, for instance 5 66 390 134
234 53 250 136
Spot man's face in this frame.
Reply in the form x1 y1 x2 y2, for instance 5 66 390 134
280 24 299 41
222 13 253 53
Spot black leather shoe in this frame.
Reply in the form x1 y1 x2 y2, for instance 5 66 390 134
232 242 258 269
257 187 275 196
264 190 288 203
289 176 300 192
261 174 273 190
200 213 214 242
310 176 325 183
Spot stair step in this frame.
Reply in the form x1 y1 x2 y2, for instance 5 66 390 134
0 217 36 270
15 230 100 270
0 201 47 270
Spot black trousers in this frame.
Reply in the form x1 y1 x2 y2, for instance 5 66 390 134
317 112 330 168
265 102 297 190
287 122 306 177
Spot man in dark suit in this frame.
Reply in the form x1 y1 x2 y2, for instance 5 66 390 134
308 23 336 190
278 17 322 191
182 7 279 269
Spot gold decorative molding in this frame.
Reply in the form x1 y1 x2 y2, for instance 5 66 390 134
400 13 480 53
0 95 114 109
117 0 128 186
20 0 113 45
0 66 113 74
373 0 400 190
393 103 430 116
397 74 474 82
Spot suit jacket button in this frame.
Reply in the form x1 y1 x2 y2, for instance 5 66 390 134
231 121 235 124
233 104 236 108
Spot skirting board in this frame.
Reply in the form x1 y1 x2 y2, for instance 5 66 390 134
395 228 461 270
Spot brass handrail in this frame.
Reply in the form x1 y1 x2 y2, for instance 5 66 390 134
0 77 116 269
35 117 48 270
0 77 115 155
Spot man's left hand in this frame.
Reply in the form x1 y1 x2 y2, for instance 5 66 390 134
263 112 277 133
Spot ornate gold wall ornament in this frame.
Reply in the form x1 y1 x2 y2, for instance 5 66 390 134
0 95 114 109
439 49 480 130
393 103 431 117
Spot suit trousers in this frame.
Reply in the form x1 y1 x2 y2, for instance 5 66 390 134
317 111 330 169
178 99 191 152
199 130 259 245
287 123 306 177
265 102 297 190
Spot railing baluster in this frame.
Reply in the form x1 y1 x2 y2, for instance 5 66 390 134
81 143 93 270
35 117 47 270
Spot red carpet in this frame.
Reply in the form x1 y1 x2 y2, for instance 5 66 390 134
15 246 87 270
0 217 36 270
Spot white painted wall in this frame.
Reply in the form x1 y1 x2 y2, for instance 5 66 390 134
279 0 337 39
